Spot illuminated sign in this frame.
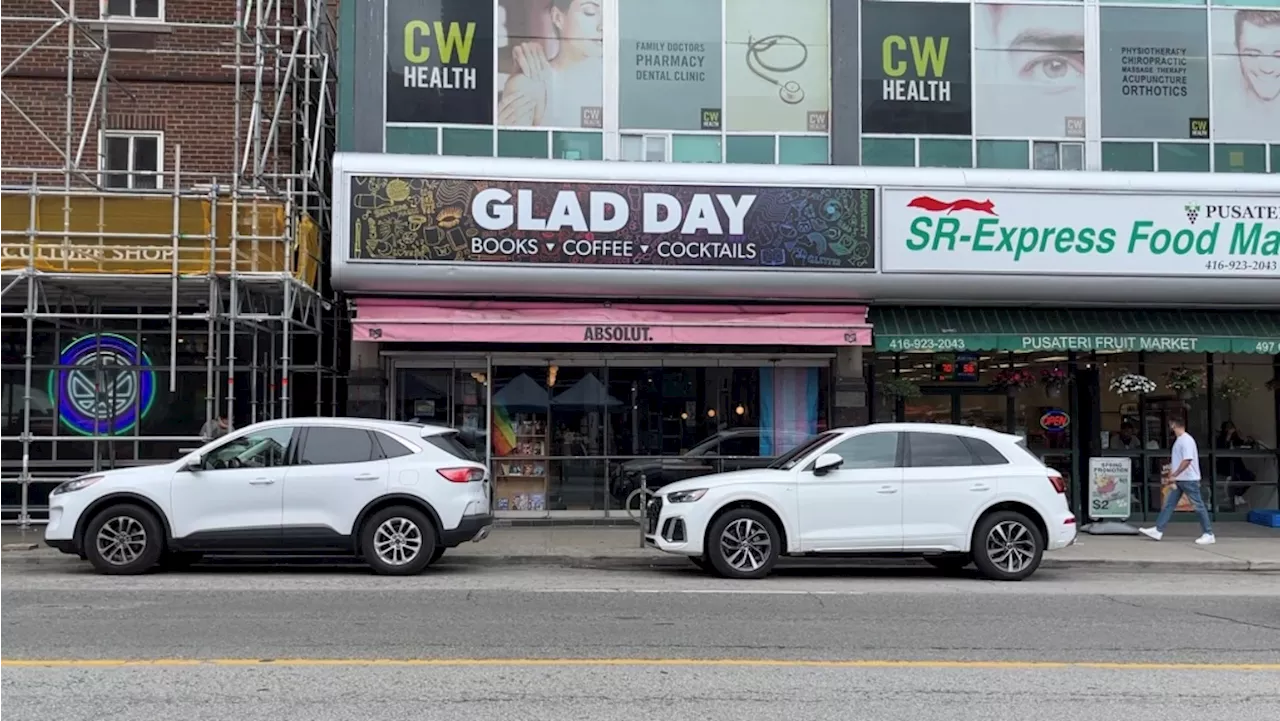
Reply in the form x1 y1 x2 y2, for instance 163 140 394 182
934 352 980 382
48 333 155 435
1040 409 1070 432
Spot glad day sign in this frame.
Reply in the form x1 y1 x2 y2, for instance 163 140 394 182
880 189 1280 277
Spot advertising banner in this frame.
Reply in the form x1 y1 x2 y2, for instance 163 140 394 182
974 3 1086 138
861 1 972 135
724 0 830 133
385 0 496 125
348 176 875 268
880 188 1280 277
496 0 604 128
619 0 722 130
1211 9 1280 142
1100 8 1209 139
1088 457 1132 520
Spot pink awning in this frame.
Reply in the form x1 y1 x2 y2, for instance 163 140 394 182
354 299 871 346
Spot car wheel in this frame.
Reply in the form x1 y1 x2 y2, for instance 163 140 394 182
83 504 165 575
925 554 972 573
428 546 446 565
160 551 204 570
689 555 713 572
972 511 1044 581
360 506 437 576
707 508 780 580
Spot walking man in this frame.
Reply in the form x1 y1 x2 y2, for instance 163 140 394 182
1140 419 1215 545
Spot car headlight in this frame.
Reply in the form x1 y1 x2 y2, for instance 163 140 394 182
51 476 103 495
667 489 707 503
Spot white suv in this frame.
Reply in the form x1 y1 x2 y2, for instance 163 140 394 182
44 418 493 575
645 423 1077 581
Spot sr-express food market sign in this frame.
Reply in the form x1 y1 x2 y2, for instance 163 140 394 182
880 189 1280 277
347 176 875 269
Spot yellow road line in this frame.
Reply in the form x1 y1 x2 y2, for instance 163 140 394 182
2 658 1278 671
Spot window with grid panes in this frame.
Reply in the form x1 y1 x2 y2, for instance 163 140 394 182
106 0 162 20
102 133 161 189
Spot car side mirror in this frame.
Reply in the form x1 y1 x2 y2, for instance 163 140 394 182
181 453 203 472
812 453 844 476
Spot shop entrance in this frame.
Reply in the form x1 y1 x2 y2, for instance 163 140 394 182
904 387 1011 431
390 359 491 458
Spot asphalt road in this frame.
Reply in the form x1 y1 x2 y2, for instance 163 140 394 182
4 561 1280 721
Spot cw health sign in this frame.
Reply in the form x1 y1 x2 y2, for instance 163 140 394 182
880 189 1280 277
385 0 495 124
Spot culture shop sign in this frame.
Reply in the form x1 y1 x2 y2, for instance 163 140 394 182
347 176 876 269
881 189 1280 277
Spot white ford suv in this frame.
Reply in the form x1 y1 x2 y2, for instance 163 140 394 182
45 418 493 575
645 423 1077 581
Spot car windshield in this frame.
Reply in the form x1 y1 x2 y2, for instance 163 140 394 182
766 431 839 470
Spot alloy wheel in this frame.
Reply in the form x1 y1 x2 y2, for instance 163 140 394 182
95 516 148 566
718 517 772 573
985 520 1037 574
373 517 424 566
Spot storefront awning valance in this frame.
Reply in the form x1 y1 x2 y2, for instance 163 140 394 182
354 300 871 346
871 307 1280 355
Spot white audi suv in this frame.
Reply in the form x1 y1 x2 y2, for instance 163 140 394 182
645 423 1077 581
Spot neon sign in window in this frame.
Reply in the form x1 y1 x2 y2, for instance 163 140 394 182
47 333 156 435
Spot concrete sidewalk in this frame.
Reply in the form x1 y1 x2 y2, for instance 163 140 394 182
3 522 1277 572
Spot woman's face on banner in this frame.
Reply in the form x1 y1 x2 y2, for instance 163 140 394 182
553 0 603 56
1237 18 1280 102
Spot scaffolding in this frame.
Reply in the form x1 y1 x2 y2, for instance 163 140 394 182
0 1 340 526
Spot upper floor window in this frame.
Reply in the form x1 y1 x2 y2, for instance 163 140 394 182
101 132 162 189
104 0 163 21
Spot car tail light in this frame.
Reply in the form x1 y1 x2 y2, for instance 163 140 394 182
1064 517 1076 525
438 467 485 483
1048 475 1067 494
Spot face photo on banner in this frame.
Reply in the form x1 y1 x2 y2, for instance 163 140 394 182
619 0 723 131
1212 9 1280 142
974 3 1085 138
860 1 973 135
496 0 603 128
724 0 830 133
1099 7 1209 140
385 0 496 124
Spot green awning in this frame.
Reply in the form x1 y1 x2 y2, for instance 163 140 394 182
870 307 1280 355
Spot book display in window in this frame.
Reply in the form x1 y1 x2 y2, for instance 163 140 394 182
492 407 547 512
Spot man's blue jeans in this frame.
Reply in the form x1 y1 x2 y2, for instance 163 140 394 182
1154 480 1213 534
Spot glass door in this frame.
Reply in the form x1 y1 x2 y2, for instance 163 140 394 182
392 361 491 462
395 369 451 425
903 394 953 424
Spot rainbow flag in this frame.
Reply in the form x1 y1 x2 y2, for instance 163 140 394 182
492 404 516 456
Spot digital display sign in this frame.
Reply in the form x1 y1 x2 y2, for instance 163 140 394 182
934 352 980 382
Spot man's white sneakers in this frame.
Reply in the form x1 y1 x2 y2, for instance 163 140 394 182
1139 527 1215 544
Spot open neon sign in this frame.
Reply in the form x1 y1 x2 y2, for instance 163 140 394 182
47 333 156 435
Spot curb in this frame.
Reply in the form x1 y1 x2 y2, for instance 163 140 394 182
3 549 1276 573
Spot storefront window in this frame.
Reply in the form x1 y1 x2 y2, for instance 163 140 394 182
1210 354 1278 514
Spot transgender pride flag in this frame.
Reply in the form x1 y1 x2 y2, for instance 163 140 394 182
759 367 819 456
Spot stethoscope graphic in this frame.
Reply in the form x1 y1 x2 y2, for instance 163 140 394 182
746 34 808 105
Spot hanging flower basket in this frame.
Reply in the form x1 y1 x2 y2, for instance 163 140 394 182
1109 371 1156 396
1216 375 1253 401
1040 367 1068 398
1163 365 1204 400
880 377 922 400
993 368 1036 397
1267 377 1280 393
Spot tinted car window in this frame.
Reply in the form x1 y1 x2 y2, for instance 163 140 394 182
826 432 900 470
768 431 838 469
907 432 976 468
299 427 376 465
717 433 761 457
373 431 414 459
961 436 1009 465
425 431 479 462
204 427 295 469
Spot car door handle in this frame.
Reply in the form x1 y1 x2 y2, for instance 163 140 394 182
876 486 899 494
970 484 991 492
248 478 276 486
354 474 380 482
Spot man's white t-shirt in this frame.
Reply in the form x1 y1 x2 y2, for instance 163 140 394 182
1170 433 1201 482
